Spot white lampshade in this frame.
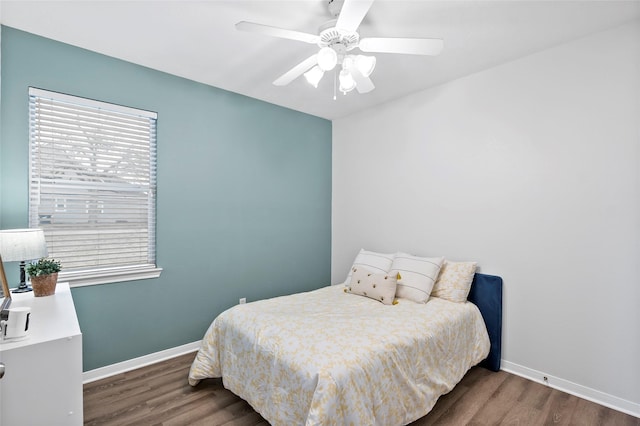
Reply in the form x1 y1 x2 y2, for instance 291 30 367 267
304 66 324 88
0 228 48 262
355 55 376 77
317 47 338 71
339 69 356 94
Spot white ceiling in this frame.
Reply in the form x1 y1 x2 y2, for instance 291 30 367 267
1 0 639 120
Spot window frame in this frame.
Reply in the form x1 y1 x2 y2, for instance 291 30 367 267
28 87 162 287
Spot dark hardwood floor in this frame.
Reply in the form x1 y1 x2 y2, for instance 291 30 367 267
84 352 639 426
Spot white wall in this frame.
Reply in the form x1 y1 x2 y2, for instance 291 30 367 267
333 21 640 414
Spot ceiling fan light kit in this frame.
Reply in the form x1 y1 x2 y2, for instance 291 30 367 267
354 55 376 77
317 46 339 71
338 69 356 94
236 0 443 97
304 65 325 88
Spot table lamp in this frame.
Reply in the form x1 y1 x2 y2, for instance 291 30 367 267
0 229 48 293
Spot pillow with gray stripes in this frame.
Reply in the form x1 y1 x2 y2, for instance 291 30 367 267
343 248 395 284
391 252 444 303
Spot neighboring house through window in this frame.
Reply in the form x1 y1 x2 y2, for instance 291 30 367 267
28 87 161 286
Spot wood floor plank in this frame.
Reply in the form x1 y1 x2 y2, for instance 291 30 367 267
84 352 640 426
569 397 639 426
412 366 493 424
160 386 245 426
499 379 552 426
541 388 579 425
472 373 530 424
419 369 511 424
410 382 471 425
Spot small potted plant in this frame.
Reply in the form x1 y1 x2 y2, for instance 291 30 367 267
26 258 62 297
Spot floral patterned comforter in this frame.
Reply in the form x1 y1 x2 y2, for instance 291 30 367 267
189 285 489 426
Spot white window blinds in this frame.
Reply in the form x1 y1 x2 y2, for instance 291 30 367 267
28 87 161 286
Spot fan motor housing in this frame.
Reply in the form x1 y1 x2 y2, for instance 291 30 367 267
318 20 359 51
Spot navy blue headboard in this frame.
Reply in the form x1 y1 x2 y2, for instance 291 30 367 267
467 273 503 372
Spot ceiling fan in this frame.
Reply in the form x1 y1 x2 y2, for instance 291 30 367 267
236 0 443 96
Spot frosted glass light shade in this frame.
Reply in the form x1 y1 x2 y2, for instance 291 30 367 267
355 55 376 77
304 66 324 88
0 228 48 262
317 47 338 71
339 69 356 93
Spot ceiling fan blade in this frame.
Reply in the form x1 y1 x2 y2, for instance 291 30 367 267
273 54 318 86
335 0 375 33
350 68 375 94
236 21 319 44
359 37 444 55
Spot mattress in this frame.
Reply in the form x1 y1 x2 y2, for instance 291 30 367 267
189 284 490 426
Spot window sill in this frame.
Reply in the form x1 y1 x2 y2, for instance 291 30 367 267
59 265 163 288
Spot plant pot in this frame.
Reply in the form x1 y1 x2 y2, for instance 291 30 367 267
30 272 58 297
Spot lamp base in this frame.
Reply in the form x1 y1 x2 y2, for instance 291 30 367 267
12 263 34 293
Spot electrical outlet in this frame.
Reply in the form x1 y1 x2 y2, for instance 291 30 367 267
239 298 246 304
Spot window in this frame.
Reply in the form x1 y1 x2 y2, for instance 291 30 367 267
28 88 161 286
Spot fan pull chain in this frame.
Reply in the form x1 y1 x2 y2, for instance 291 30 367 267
333 69 337 100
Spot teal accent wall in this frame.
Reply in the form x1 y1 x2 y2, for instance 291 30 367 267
0 26 332 371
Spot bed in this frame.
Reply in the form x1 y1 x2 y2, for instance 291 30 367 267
188 271 502 425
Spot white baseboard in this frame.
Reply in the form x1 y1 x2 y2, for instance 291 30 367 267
501 360 639 419
82 340 201 384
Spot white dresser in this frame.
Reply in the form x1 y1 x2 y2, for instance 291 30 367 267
0 283 83 425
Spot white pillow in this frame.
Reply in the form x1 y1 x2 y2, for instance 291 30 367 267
390 252 444 303
344 249 395 283
346 267 398 305
431 260 477 303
